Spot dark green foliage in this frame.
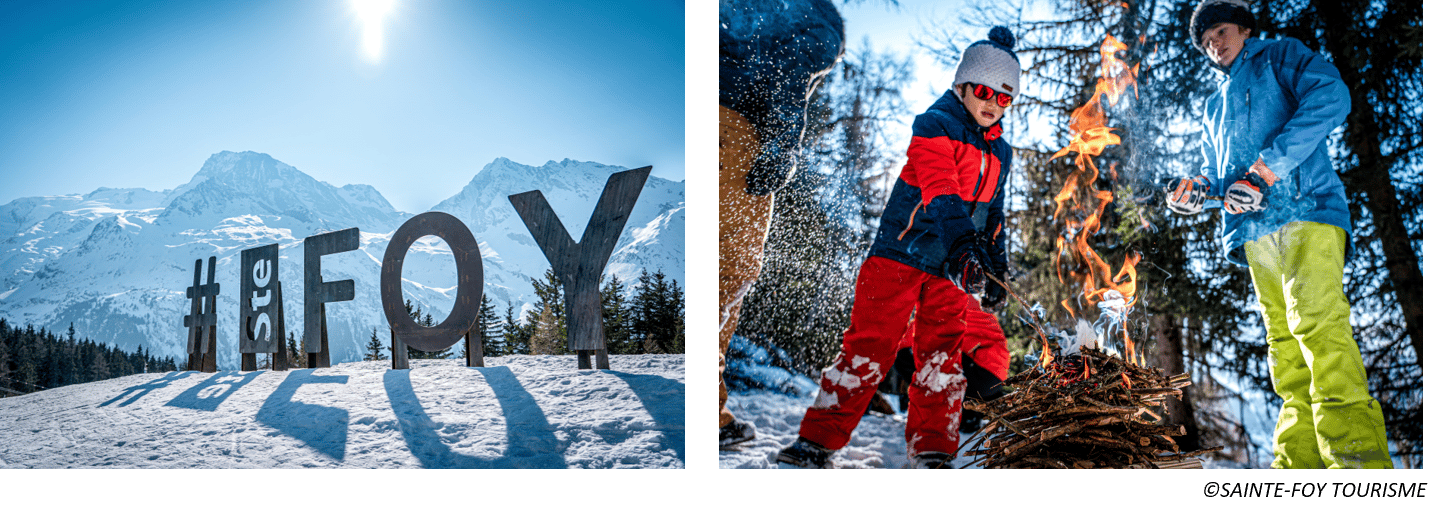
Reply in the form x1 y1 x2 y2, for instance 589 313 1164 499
523 268 567 351
286 331 305 368
364 328 387 361
602 275 632 355
506 269 685 356
475 293 505 357
0 318 179 397
404 299 455 360
501 302 529 356
627 270 685 354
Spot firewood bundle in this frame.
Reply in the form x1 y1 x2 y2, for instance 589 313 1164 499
960 346 1222 469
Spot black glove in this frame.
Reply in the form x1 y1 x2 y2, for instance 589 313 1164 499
981 272 1006 313
943 232 991 295
979 234 1007 311
931 195 989 294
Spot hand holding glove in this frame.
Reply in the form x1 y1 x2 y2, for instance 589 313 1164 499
1165 174 1212 215
1224 158 1278 214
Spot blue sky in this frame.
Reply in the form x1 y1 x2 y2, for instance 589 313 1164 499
0 0 683 214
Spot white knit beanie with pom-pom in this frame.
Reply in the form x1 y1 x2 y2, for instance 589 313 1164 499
952 26 1020 98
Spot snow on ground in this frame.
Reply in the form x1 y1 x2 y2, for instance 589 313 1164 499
721 390 981 468
0 354 683 468
721 336 979 468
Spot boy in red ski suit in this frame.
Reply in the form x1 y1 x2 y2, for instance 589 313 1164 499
777 26 1018 468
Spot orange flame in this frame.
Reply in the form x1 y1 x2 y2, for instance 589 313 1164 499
1049 34 1144 365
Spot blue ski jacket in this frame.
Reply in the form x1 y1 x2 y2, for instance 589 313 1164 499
1197 37 1353 266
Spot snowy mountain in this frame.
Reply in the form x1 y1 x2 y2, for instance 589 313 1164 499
0 355 684 468
0 151 684 367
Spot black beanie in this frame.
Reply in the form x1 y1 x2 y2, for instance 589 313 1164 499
1190 0 1256 51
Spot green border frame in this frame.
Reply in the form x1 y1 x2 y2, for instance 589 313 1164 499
2 0 1430 510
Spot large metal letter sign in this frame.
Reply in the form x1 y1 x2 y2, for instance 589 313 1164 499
304 228 359 369
380 212 486 369
239 244 287 372
184 256 220 373
509 166 650 370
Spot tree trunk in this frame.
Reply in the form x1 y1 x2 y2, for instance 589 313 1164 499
1148 313 1201 451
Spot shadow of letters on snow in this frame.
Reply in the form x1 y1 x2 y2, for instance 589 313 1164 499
163 371 261 411
602 371 685 463
99 371 195 408
384 367 566 468
255 369 350 461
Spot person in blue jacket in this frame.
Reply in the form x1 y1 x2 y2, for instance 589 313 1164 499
1165 0 1391 468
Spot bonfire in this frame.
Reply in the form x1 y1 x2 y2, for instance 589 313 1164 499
961 344 1221 468
959 35 1222 468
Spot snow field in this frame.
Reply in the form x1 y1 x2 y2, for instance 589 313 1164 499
0 354 683 468
721 390 983 469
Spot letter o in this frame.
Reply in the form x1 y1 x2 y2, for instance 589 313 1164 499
380 212 485 352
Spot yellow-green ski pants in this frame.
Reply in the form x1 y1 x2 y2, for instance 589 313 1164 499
1245 221 1392 468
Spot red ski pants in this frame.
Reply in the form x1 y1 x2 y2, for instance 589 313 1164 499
798 256 1004 455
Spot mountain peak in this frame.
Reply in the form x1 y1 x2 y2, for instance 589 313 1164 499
158 151 399 231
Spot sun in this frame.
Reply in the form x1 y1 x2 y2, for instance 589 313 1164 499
353 0 395 62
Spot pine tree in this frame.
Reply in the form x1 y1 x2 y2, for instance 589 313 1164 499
42 339 60 388
0 321 12 394
406 308 455 360
502 302 529 355
364 328 387 361
628 269 657 348
529 306 563 355
523 269 567 350
627 270 685 354
287 332 305 368
476 293 504 357
601 275 632 354
88 348 108 382
663 277 685 353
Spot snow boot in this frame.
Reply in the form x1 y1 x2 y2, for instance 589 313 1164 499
775 437 834 468
908 451 955 469
719 419 756 448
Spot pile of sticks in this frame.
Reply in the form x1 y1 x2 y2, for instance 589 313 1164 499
960 346 1221 468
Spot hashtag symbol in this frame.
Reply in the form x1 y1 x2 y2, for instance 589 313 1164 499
184 256 220 355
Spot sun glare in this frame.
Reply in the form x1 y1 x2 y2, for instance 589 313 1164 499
353 0 395 62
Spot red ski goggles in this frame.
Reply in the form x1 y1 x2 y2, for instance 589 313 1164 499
966 83 1014 107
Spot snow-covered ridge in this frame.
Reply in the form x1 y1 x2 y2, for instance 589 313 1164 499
0 151 684 366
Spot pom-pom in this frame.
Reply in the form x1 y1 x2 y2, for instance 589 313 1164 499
988 26 1016 49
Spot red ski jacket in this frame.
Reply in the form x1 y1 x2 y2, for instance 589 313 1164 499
870 92 1010 277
